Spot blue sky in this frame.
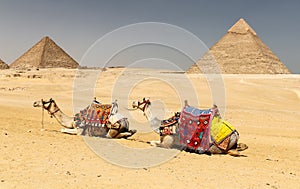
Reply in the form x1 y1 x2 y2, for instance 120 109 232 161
0 0 299 73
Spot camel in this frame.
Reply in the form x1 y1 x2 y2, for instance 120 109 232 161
132 98 248 156
33 98 136 139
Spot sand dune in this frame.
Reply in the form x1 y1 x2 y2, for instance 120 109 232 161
0 68 299 188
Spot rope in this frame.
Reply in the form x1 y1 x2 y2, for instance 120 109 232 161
41 106 45 130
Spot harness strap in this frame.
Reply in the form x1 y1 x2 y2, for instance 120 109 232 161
42 99 60 116
137 99 151 112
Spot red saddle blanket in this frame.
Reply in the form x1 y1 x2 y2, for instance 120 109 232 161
178 106 215 152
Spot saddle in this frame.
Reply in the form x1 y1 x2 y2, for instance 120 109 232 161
159 112 181 136
178 106 215 153
74 101 114 136
210 117 237 150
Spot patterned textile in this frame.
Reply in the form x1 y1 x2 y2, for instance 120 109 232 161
210 117 236 144
159 112 180 136
217 136 231 150
86 103 112 126
74 101 113 136
178 106 214 152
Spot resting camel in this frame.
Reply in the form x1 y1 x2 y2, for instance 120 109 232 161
33 98 136 139
132 98 248 156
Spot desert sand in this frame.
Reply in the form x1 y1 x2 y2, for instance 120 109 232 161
0 68 299 188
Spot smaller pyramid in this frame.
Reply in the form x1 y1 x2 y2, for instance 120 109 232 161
10 36 79 69
0 59 9 69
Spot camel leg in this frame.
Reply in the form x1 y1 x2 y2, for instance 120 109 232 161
236 143 248 151
61 128 79 135
114 129 137 139
226 131 241 156
114 132 134 139
106 129 118 138
150 140 161 147
150 135 174 148
209 131 240 156
227 131 239 150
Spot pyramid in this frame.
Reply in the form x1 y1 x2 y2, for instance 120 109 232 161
0 59 9 69
187 18 291 74
10 36 79 69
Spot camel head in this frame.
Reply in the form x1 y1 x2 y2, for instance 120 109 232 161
33 99 43 108
33 98 60 116
132 97 151 112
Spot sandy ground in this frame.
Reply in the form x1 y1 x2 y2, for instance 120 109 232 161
0 68 299 188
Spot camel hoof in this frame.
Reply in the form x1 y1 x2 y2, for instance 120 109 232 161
227 149 240 157
150 141 159 147
237 143 248 151
130 129 137 135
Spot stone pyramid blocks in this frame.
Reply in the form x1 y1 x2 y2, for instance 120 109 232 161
187 18 290 74
10 36 79 69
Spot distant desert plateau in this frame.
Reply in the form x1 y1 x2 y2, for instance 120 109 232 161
0 68 299 188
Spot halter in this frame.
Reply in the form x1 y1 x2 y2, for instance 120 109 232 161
41 98 60 116
135 98 151 112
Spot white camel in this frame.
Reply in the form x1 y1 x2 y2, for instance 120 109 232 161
33 98 136 139
132 98 248 156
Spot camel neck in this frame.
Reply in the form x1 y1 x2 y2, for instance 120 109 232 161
52 110 73 127
144 105 153 121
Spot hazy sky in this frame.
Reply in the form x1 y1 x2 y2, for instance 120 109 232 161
0 0 299 73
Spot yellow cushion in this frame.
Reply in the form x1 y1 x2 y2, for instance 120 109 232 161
210 117 235 143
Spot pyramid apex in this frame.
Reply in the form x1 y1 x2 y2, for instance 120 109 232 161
228 18 257 35
41 36 51 41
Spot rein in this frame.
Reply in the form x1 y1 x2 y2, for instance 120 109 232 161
40 98 60 130
42 99 60 116
136 98 151 112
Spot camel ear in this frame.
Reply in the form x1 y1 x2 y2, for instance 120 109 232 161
184 100 189 107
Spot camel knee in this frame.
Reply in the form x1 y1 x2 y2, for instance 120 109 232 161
61 128 78 135
150 140 161 147
227 131 239 150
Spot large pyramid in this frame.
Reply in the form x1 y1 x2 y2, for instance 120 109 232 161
10 36 79 69
0 59 9 69
187 18 291 74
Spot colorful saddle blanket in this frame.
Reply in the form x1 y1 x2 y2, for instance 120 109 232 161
74 102 113 137
74 102 112 127
86 103 112 126
178 106 215 152
159 112 180 136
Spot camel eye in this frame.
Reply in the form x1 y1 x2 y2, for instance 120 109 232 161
189 120 192 124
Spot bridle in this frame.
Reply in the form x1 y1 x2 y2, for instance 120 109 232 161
41 98 60 116
133 98 151 112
